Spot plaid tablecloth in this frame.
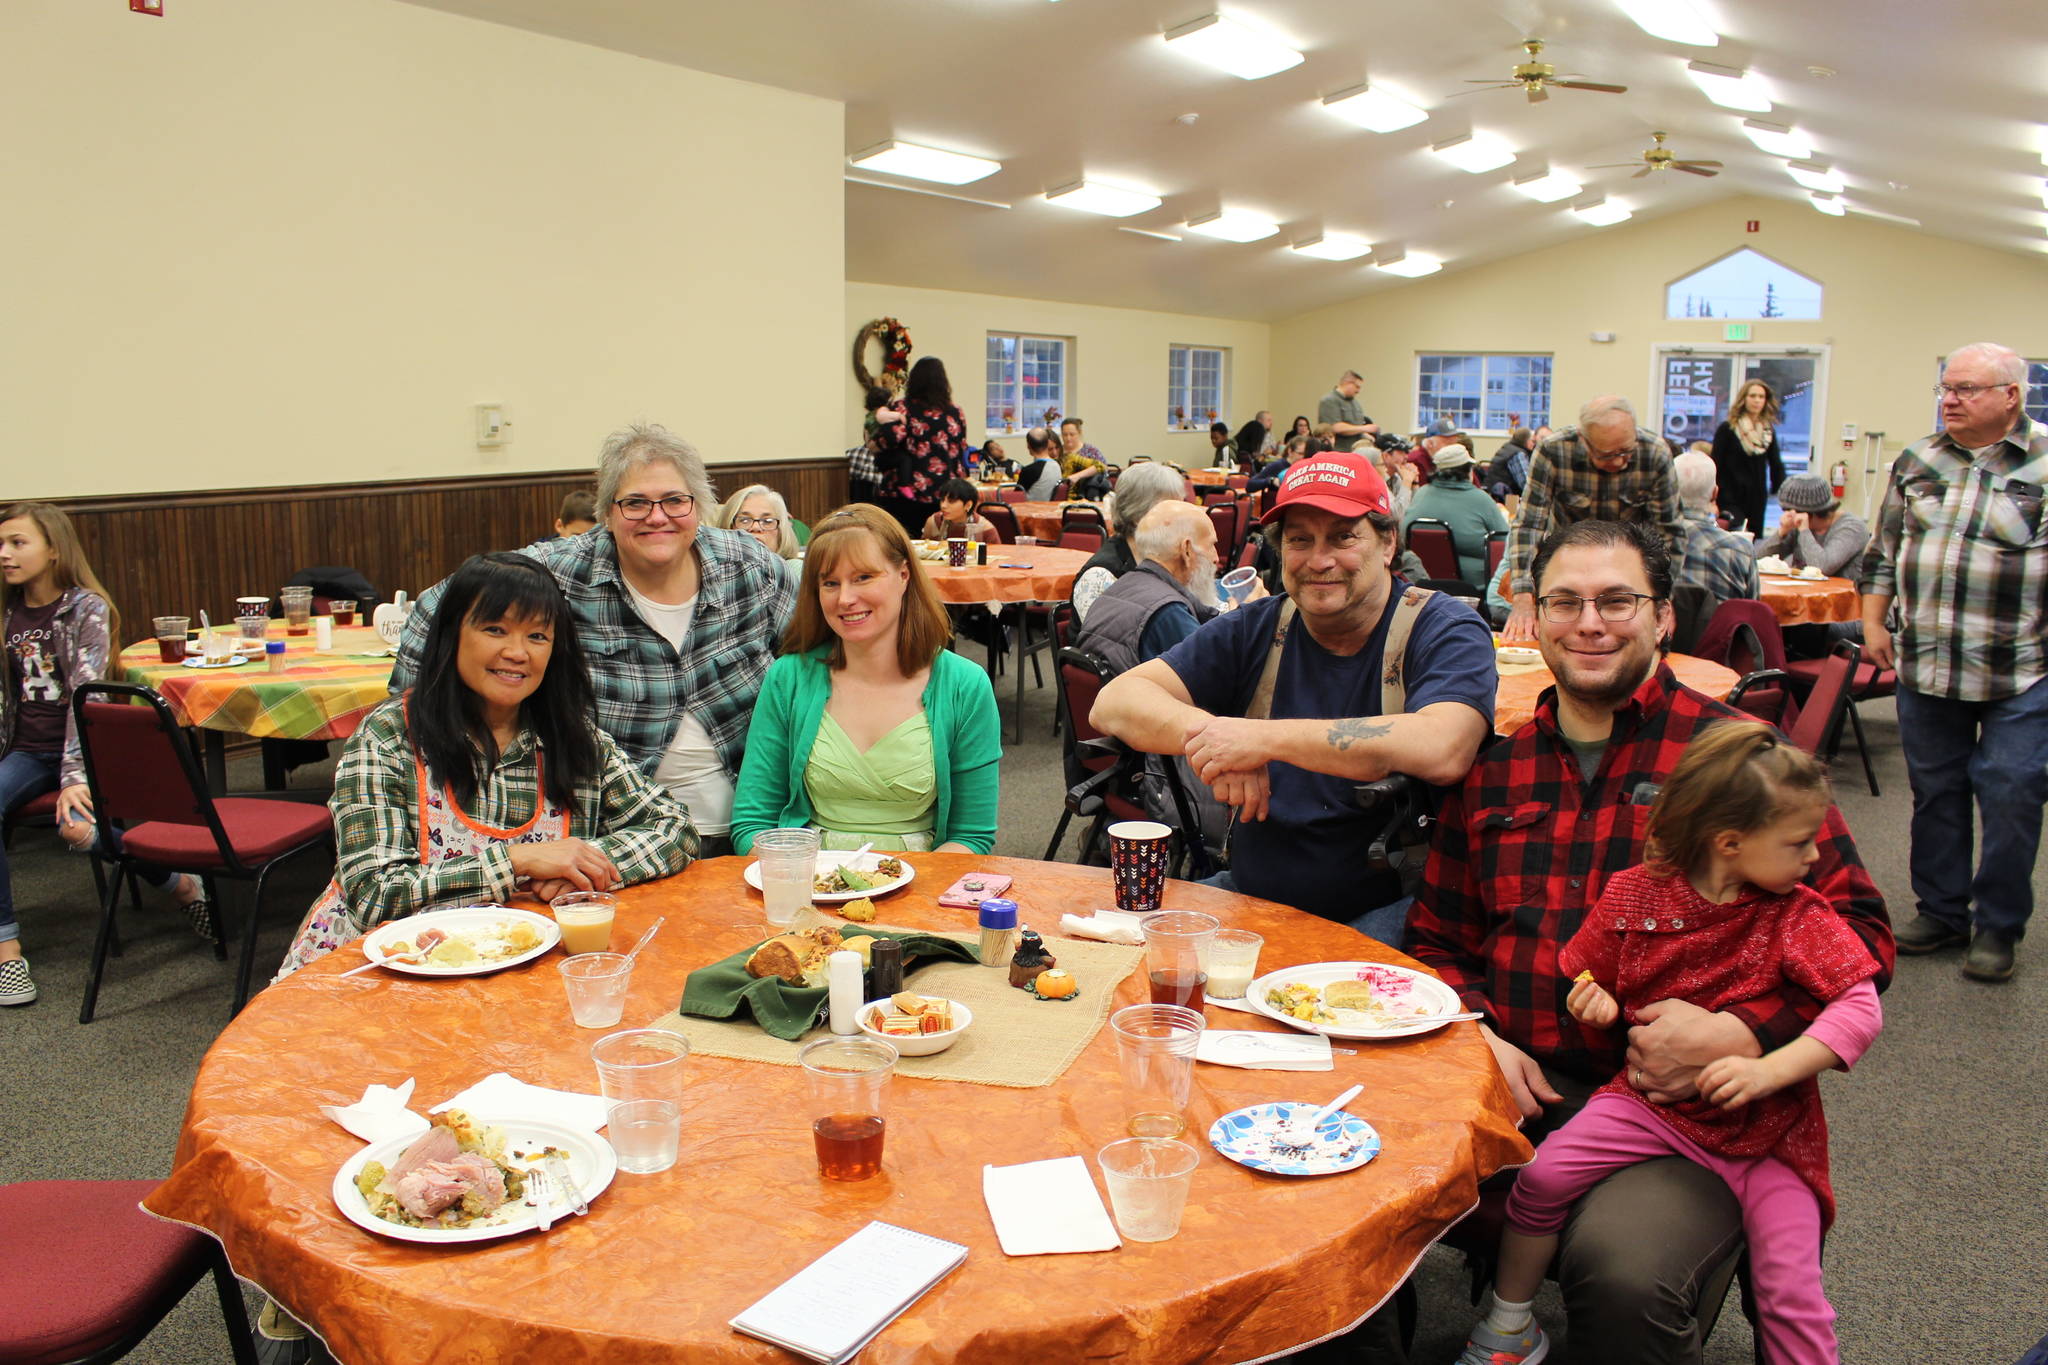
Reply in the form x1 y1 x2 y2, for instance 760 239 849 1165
118 625 395 742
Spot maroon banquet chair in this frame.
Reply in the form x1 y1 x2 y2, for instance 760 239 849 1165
0 1179 259 1365
1056 529 1104 554
72 682 334 1024
1783 651 1890 797
1405 519 1461 582
976 501 1020 544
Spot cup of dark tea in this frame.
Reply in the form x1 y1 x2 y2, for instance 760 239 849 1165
1140 911 1219 1012
799 1036 897 1182
1108 820 1173 914
329 598 357 628
153 616 190 664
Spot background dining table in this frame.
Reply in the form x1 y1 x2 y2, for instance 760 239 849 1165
925 545 1090 742
1756 572 1861 626
143 853 1530 1365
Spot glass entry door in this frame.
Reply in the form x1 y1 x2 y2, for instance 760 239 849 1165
1654 348 1824 476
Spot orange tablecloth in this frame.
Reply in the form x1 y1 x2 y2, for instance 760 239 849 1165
925 545 1090 605
1494 653 1741 734
117 624 394 741
1758 574 1860 626
1010 499 1109 542
145 854 1529 1365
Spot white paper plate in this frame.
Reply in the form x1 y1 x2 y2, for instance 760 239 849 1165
332 1116 615 1244
1245 961 1464 1040
360 907 560 976
1210 1102 1381 1176
1494 646 1544 668
743 851 915 904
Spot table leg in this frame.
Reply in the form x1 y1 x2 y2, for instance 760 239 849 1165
261 738 288 792
201 731 227 796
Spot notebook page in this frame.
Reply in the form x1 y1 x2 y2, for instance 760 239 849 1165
731 1221 968 1362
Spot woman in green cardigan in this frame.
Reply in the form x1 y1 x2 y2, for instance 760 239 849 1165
731 504 1000 854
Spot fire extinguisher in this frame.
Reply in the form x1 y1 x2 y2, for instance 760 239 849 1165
1829 459 1848 500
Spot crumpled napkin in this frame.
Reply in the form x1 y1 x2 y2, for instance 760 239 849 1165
982 1156 1121 1255
319 1079 431 1144
430 1072 612 1133
1057 909 1147 946
1196 1030 1335 1071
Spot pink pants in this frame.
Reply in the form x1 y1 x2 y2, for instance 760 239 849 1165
1506 1092 1836 1365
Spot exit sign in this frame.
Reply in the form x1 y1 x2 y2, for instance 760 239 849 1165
1724 323 1753 342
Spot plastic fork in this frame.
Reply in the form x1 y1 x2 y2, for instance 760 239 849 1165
530 1167 554 1232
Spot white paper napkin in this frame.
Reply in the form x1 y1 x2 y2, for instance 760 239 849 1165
1056 909 1147 946
1196 1030 1335 1071
430 1072 612 1133
319 1078 431 1144
982 1156 1122 1256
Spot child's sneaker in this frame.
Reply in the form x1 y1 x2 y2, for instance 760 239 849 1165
0 957 38 1007
1457 1320 1548 1365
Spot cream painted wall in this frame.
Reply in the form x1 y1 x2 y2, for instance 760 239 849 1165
1271 196 2048 512
3 0 843 496
844 282 1272 467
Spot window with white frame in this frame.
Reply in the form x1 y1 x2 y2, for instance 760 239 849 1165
1167 344 1229 430
985 333 1070 435
1416 353 1552 434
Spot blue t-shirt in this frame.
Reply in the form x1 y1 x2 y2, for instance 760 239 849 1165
1157 584 1497 921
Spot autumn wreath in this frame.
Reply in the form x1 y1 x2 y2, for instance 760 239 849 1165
852 317 913 390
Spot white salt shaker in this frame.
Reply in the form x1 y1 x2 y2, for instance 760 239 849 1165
827 949 864 1035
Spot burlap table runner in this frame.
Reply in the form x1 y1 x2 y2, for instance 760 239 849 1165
648 926 1143 1087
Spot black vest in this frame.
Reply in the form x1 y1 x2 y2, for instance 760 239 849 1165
1073 561 1209 676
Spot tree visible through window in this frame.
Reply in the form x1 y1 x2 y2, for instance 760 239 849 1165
1666 248 1822 321
1167 345 1229 430
986 333 1069 435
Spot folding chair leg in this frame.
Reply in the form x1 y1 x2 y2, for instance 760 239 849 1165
231 868 274 1018
203 872 228 961
1846 702 1879 797
1042 810 1074 863
79 859 127 1024
208 1242 261 1365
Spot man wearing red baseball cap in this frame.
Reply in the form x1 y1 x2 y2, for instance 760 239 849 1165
1092 451 1496 940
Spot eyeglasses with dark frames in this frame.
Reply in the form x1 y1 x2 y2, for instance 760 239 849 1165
1535 591 1662 623
733 514 782 532
612 494 695 521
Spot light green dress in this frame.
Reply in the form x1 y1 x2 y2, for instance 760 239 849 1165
803 712 938 852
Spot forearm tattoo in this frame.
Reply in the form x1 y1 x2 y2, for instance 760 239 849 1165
1326 717 1393 751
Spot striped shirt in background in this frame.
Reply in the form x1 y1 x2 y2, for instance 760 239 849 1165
1859 414 2048 702
1505 426 1687 596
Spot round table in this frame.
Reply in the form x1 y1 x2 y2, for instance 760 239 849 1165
1493 653 1740 734
144 854 1529 1365
923 545 1090 606
1757 573 1860 626
1007 500 1106 543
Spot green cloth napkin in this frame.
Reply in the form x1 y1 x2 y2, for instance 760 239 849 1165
679 926 981 1041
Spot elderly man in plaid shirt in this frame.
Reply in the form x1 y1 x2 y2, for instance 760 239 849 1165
1863 342 2048 983
395 424 795 856
1500 396 1687 643
1672 447 1761 611
1409 520 1891 1364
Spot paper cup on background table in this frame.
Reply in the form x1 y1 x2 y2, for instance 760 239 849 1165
235 597 270 641
1107 820 1172 914
947 537 969 568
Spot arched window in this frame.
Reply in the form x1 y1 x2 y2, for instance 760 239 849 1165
1665 248 1822 320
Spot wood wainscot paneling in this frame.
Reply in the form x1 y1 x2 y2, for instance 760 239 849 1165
47 458 848 642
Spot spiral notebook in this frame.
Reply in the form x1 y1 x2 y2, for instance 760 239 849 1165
730 1220 969 1364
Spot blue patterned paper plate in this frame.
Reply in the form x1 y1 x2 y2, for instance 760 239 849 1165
1208 1102 1382 1176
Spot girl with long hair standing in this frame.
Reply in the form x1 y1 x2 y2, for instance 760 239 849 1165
1711 379 1789 535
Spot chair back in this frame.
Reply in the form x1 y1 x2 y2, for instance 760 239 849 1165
996 482 1028 504
1202 490 1234 507
1056 529 1104 553
976 501 1020 544
1207 504 1237 562
1406 519 1461 581
1486 530 1507 578
1051 479 1071 501
1052 648 1151 827
1725 668 1802 731
1234 536 1262 571
1787 640 1860 758
1060 504 1107 535
71 684 238 872
1692 598 1787 673
1226 475 1249 492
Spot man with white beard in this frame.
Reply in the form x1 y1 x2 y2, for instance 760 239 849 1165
1072 501 1228 671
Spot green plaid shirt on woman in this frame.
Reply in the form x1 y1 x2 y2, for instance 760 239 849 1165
1859 414 2048 702
1506 426 1687 596
393 526 795 776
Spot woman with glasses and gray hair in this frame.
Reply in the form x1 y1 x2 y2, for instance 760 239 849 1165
718 484 804 585
393 423 795 856
1069 460 1193 623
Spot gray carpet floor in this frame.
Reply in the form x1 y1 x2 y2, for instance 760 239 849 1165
4 658 2044 1364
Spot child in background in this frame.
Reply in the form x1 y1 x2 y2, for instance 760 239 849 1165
1462 722 1884 1365
920 479 997 544
553 489 597 539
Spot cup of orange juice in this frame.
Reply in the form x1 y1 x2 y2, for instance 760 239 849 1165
551 890 618 955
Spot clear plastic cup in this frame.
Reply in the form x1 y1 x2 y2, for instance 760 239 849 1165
201 628 236 664
1220 566 1258 606
606 1098 681 1175
755 827 819 927
800 1036 897 1181
1110 1002 1203 1138
1141 910 1219 1011
280 585 313 637
551 890 618 955
1203 929 1265 1001
153 616 189 664
592 1028 689 1109
558 952 633 1028
329 598 357 627
1098 1138 1200 1242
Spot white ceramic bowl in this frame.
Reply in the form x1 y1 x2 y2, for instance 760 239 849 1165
857 998 972 1057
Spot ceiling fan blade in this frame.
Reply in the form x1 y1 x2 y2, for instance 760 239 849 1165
1463 78 1514 83
1632 166 1653 178
1676 164 1719 177
1586 161 1642 170
1555 80 1627 93
1446 85 1508 98
1528 85 1547 103
1673 159 1724 169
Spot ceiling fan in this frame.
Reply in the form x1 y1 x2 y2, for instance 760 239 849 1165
1456 39 1628 103
1589 131 1723 178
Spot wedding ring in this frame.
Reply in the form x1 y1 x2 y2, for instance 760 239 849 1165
1633 1068 1644 1088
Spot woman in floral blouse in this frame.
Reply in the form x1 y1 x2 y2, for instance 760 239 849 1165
872 356 970 538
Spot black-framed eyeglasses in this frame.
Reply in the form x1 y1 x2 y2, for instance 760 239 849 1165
1933 382 2017 399
1535 591 1662 623
612 494 695 521
734 514 782 532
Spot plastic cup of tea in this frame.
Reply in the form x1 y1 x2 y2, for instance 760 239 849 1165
558 952 633 1028
592 1028 689 1111
153 616 190 664
551 890 618 955
1141 911 1219 1011
329 599 357 628
1097 1138 1200 1242
1110 1003 1203 1139
799 1036 896 1181
1202 929 1264 1001
280 585 313 636
754 827 820 927
1107 820 1173 914
606 1098 681 1175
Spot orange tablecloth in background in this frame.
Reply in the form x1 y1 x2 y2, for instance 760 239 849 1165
925 545 1090 605
145 855 1530 1365
1494 653 1740 734
1758 574 1861 626
1008 499 1098 542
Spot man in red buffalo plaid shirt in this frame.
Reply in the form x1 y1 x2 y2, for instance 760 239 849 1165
1408 519 1892 1364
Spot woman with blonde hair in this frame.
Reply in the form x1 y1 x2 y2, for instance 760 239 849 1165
0 503 207 1006
718 484 803 582
731 504 999 855
1711 379 1788 535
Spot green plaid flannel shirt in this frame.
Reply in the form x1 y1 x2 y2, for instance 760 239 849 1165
330 698 696 925
1506 426 1687 596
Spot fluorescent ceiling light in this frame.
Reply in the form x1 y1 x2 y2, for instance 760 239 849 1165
1614 0 1718 46
1785 161 1844 193
1572 198 1633 226
2039 180 2048 209
1742 119 1813 159
1373 249 1443 278
1291 231 1373 261
847 140 1000 185
1322 83 1428 133
1511 171 1583 203
1045 180 1162 217
1685 60 1771 112
1184 209 1280 242
1810 194 1844 216
1119 226 1183 241
844 176 1011 210
1163 14 1304 80
1430 132 1515 174
1846 204 1922 228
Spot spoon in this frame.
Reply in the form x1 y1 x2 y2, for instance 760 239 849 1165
623 916 666 965
1285 1082 1363 1141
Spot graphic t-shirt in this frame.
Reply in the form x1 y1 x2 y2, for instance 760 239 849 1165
6 597 67 754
